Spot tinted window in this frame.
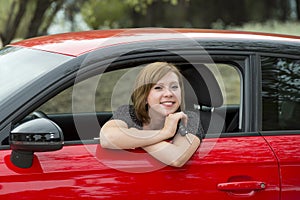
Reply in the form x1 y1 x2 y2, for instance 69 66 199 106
261 56 300 131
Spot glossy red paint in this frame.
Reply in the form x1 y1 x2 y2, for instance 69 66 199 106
1 28 299 199
9 28 300 57
0 136 280 199
263 135 300 200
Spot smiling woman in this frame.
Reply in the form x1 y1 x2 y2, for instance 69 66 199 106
131 62 184 125
100 62 203 167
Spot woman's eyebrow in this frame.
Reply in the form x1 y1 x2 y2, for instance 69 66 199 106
157 80 179 84
169 81 179 84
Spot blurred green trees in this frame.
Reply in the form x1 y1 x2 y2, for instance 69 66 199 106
0 0 62 46
1 0 300 47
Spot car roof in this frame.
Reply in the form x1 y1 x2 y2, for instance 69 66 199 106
9 28 300 57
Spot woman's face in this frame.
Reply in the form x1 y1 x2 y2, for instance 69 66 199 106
147 72 181 118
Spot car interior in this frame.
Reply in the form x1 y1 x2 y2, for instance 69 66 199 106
36 62 239 143
2 54 241 146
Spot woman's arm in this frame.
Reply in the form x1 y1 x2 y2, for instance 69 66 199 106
100 111 201 167
100 119 175 149
100 112 186 150
142 133 201 167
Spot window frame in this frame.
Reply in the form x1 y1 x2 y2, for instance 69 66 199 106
1 49 252 148
210 53 250 133
46 52 249 141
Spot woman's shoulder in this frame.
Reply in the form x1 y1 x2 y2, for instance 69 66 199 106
113 105 135 121
113 105 142 129
114 104 133 114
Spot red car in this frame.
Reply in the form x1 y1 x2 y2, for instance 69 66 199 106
0 28 299 199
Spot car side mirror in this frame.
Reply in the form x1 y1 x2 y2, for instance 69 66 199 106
9 118 64 168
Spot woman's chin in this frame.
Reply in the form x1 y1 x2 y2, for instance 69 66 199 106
149 104 179 117
162 108 178 116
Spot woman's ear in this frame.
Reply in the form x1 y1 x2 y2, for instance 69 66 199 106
145 101 149 111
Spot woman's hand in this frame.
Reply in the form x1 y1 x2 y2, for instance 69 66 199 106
162 112 188 138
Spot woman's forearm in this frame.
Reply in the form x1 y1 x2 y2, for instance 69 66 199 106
142 133 200 167
100 120 170 149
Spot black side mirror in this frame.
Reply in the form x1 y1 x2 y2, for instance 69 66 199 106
9 118 64 168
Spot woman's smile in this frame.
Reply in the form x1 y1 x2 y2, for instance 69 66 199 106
160 101 176 107
147 72 182 117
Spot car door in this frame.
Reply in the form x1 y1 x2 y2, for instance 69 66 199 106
260 55 300 200
0 54 280 199
0 137 279 200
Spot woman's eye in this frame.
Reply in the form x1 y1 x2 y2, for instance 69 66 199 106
171 85 179 90
154 86 162 90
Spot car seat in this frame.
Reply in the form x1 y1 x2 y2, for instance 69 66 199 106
181 64 225 136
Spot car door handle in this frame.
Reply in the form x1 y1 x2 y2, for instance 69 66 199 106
217 181 266 192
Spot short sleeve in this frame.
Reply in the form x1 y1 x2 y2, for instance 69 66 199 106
112 105 143 129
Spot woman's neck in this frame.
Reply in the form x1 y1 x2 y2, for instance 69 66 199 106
143 112 165 130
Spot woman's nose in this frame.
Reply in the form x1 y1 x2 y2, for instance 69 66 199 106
163 88 173 96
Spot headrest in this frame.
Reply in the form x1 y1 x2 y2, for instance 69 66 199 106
181 64 223 108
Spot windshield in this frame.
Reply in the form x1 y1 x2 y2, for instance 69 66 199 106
0 47 72 105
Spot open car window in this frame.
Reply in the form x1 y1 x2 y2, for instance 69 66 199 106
38 67 139 114
35 62 242 142
39 63 241 113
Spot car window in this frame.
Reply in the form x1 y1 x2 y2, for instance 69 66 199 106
206 63 241 105
261 56 300 131
33 61 242 143
38 63 241 114
38 67 140 113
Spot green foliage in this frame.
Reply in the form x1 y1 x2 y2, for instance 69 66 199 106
228 20 300 36
81 0 132 29
0 0 67 46
2 0 300 47
15 0 36 39
0 0 13 32
0 0 43 39
80 0 190 29
125 0 181 14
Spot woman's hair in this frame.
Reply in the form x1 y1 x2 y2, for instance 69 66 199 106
131 62 185 124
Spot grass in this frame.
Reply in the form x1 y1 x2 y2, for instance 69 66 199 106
227 20 300 36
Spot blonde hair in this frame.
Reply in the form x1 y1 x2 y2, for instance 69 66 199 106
131 62 185 124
